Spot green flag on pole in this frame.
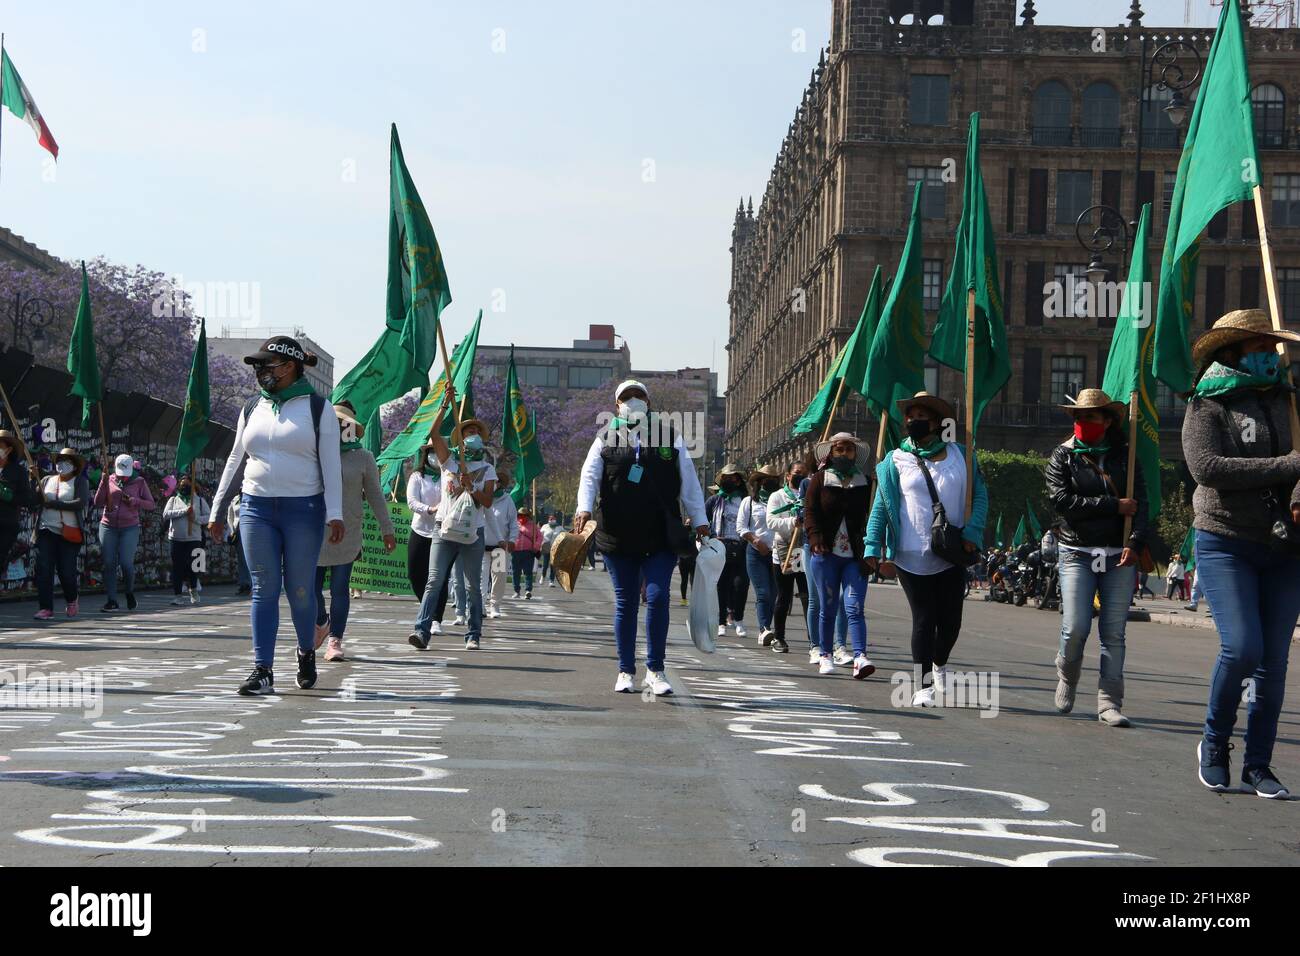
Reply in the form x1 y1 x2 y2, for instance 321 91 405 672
1025 500 1043 542
1102 203 1162 521
361 406 383 457
502 348 544 507
175 318 211 475
1011 514 1027 549
1181 524 1197 570
865 184 928 430
792 266 885 436
994 512 1004 548
332 124 452 424
67 262 102 429
1153 0 1260 394
929 112 1009 438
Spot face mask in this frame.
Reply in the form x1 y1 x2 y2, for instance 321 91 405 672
618 398 648 419
763 480 780 494
179 485 192 498
1240 351 1280 380
57 461 75 476
830 455 855 473
1073 420 1107 445
256 369 280 390
906 419 933 441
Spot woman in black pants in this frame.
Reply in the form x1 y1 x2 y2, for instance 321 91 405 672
677 518 696 606
765 459 810 654
406 443 451 634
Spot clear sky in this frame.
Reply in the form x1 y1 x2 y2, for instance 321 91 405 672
0 0 1210 391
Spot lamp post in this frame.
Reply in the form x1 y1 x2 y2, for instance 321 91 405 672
1076 204 1133 285
1133 37 1203 221
9 291 56 352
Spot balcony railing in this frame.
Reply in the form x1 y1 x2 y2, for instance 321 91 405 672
1031 125 1074 147
1079 126 1121 148
1140 127 1181 149
1257 128 1289 149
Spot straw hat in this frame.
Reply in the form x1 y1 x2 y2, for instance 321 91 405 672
714 462 745 484
550 518 598 593
814 431 873 468
1058 388 1126 419
748 463 782 482
1191 308 1300 370
451 418 489 447
54 447 86 470
896 390 957 423
0 429 28 460
333 401 365 439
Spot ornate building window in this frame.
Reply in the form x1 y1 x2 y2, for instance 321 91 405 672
922 258 945 311
1252 84 1286 149
907 165 947 220
1032 81 1072 146
1081 82 1121 147
1055 170 1092 226
910 75 950 126
1050 355 1087 404
1273 173 1300 227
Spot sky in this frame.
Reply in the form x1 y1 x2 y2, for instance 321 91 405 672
0 0 1214 391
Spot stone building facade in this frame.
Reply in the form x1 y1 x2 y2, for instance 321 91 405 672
725 0 1300 468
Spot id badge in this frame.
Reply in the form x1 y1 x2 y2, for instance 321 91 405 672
627 463 644 484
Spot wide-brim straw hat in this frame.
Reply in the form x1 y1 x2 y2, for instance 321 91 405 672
54 447 86 470
1191 308 1300 370
333 402 365 438
0 429 28 460
1058 387 1126 419
451 418 489 447
550 518 598 593
814 431 873 468
896 390 957 424
748 463 782 482
714 462 745 483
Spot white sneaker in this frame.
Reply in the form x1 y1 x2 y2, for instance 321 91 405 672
734 623 747 638
510 592 519 599
808 648 821 665
170 596 186 606
548 581 556 588
614 672 635 693
818 655 835 675
853 655 876 680
759 628 774 646
911 686 936 708
487 604 500 619
832 647 854 666
189 588 199 605
717 625 727 638
453 615 465 626
932 665 948 703
430 620 443 636
195 581 202 593
643 671 673 696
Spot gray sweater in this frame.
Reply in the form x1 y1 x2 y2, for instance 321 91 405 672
318 448 395 567
1181 387 1300 546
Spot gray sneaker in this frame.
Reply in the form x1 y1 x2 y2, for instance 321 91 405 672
1098 707 1131 728
1054 680 1076 713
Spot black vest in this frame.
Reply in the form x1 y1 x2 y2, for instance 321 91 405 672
594 420 681 556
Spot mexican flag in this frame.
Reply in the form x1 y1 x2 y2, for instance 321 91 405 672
1 48 58 158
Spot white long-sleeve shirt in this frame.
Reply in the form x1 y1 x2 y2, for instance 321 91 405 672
737 495 774 549
163 494 212 542
486 493 518 547
406 471 443 539
213 393 343 522
576 433 707 527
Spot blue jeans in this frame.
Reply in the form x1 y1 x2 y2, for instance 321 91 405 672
315 562 355 637
235 536 251 587
746 544 776 631
240 494 326 668
1197 530 1300 768
99 524 140 603
416 528 485 639
605 550 676 674
803 543 846 650
808 552 867 656
1058 548 1137 708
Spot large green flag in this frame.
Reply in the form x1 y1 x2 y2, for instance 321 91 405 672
1181 524 1197 570
1153 0 1259 394
1011 514 1027 549
332 124 452 423
1102 204 1162 522
175 318 211 475
929 112 1009 438
865 184 928 429
375 310 483 489
791 266 885 436
67 262 102 429
1025 499 1043 542
361 406 383 457
994 512 1004 548
502 348 544 507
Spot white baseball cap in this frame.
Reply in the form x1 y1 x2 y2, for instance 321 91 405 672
113 453 135 477
614 379 649 403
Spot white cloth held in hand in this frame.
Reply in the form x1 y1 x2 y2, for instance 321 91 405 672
688 538 725 654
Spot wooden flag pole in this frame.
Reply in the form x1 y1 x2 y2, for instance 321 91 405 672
1252 184 1300 450
874 409 890 464
187 462 196 537
0 378 35 473
531 477 537 517
1122 390 1138 547
782 375 851 573
964 287 976 513
434 323 462 432
96 402 110 473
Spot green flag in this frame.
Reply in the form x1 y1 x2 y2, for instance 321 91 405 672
67 262 102 429
929 112 1009 438
332 124 452 423
502 348 544 507
1181 525 1197 570
791 266 885 436
362 406 383 457
865 184 927 429
1153 0 1259 394
376 310 483 489
994 512 1004 548
1102 204 1162 522
1025 500 1044 542
175 318 211 475
1011 514 1027 549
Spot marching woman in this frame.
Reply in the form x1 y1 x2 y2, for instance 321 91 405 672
540 514 561 587
315 402 395 662
866 392 988 705
707 463 750 638
211 335 344 695
764 459 810 655
408 389 496 651
1184 310 1300 797
1045 389 1148 727
513 506 543 598
806 432 875 678
0 430 37 571
484 470 517 618
162 476 211 605
801 458 849 665
34 448 91 620
738 463 781 646
93 453 156 612
575 379 708 695
406 442 451 635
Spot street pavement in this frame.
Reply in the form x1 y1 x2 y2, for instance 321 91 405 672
0 568 1295 867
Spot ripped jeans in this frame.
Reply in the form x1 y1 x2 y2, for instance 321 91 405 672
240 494 326 668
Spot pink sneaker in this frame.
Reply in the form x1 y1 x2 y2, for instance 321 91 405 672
314 616 330 650
324 637 344 662
66 601 79 618
34 609 53 620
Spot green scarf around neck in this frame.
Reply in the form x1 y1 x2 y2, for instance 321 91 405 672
900 437 945 459
1070 440 1112 457
757 487 773 504
261 378 315 411
1193 360 1280 399
493 485 507 500
716 486 742 501
340 440 363 454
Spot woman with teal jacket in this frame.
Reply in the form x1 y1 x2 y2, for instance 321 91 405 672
865 391 988 708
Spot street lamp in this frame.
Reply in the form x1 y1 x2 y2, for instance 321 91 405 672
9 291 56 352
1133 37 1203 220
1076 204 1133 284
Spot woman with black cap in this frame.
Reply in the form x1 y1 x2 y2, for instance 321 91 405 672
210 335 344 695
34 448 90 620
0 429 37 573
1184 309 1300 798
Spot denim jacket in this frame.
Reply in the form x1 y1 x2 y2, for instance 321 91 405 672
864 444 988 561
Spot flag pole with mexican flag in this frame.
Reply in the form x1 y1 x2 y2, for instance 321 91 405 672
501 347 544 508
1 37 60 182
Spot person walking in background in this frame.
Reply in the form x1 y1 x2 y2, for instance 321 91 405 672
93 453 155 612
765 460 809 655
513 505 542 598
0 430 37 572
484 469 517 618
1165 556 1186 601
163 476 211 605
316 402 395 662
738 463 781 647
677 516 696 607
800 456 848 665
707 462 750 639
34 448 90 621
540 513 560 588
406 442 450 635
228 492 252 595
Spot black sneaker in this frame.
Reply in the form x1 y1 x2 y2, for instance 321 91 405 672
1197 739 1232 791
238 666 274 696
771 637 789 654
125 592 137 610
295 649 317 689
1242 765 1290 799
101 601 120 613
408 631 430 651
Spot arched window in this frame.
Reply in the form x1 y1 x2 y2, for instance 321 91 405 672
1081 82 1121 147
1140 85 1177 148
888 0 915 24
1032 82 1073 146
1252 84 1286 148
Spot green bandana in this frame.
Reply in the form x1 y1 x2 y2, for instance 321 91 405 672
757 488 773 504
1193 360 1279 399
1070 441 1111 457
901 437 945 459
453 447 485 463
715 487 741 500
340 440 363 454
261 378 315 411
830 464 859 482
493 486 507 499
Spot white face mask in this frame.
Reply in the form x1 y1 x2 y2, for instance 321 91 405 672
618 398 648 419
56 461 75 476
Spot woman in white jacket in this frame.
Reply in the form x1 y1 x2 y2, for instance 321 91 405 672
763 460 810 655
163 477 211 605
406 443 449 635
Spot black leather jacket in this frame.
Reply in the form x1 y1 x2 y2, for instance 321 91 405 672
1045 437 1150 549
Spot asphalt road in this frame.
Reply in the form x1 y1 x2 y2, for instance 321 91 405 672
0 567 1295 867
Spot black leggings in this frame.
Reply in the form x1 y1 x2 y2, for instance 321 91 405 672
896 564 967 677
678 556 695 600
773 569 809 641
716 540 750 624
407 532 450 621
171 539 200 594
